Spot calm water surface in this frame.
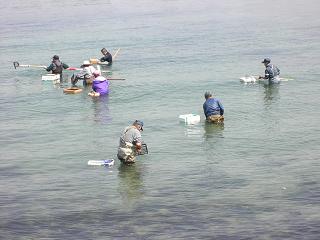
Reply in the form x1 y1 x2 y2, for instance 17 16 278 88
0 0 319 239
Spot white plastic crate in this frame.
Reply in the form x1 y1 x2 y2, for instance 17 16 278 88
42 74 60 82
179 114 201 125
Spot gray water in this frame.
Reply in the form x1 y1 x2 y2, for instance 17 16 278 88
1 0 320 239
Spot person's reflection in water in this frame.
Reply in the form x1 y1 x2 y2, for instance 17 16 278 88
118 163 144 205
91 94 112 124
203 121 224 140
263 83 280 105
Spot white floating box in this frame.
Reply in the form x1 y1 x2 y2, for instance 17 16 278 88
179 114 201 125
87 159 114 167
239 76 257 83
42 74 60 83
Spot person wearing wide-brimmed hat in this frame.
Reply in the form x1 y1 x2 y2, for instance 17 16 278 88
117 120 144 164
259 58 280 84
45 55 69 81
71 60 97 86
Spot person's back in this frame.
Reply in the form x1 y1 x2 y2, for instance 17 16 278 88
83 65 96 77
46 55 69 81
92 75 110 96
71 61 96 86
203 91 224 123
203 98 223 117
51 59 63 74
119 126 141 147
117 120 144 164
265 63 280 83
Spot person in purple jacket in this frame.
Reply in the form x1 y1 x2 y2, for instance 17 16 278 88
88 70 110 97
203 91 224 123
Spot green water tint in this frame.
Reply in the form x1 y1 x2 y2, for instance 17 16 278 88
1 0 319 239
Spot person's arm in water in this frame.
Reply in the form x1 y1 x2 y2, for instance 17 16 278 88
259 69 269 79
218 100 224 115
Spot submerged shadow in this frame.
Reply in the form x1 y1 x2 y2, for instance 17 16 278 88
117 163 144 204
263 83 280 105
90 94 112 124
203 121 225 140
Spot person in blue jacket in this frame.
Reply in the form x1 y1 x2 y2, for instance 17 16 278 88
259 58 280 84
203 91 224 123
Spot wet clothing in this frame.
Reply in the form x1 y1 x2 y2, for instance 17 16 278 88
46 59 69 74
100 52 113 65
117 126 142 164
207 115 224 123
81 65 96 78
72 65 96 86
46 59 69 81
92 76 110 95
264 63 280 84
203 97 224 119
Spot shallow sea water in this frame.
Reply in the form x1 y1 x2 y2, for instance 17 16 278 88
0 0 320 239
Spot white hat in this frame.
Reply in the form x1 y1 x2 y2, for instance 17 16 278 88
83 60 90 65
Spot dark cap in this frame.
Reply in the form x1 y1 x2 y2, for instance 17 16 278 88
262 58 271 63
53 55 59 60
101 48 108 53
133 120 144 131
204 91 212 99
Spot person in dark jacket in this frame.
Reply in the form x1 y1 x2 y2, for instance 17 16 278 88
203 91 224 123
100 48 113 65
259 58 280 84
45 55 69 81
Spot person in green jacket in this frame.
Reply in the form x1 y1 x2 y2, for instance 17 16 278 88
45 55 69 81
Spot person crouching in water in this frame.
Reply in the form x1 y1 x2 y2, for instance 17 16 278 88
117 120 144 165
88 70 110 97
45 55 69 82
203 91 224 123
71 60 96 86
100 48 113 66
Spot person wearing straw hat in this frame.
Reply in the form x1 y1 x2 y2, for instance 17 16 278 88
117 120 144 164
258 58 281 84
45 55 69 81
71 60 97 86
203 91 224 123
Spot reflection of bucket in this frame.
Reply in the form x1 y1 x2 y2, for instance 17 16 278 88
179 114 201 125
90 58 99 64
